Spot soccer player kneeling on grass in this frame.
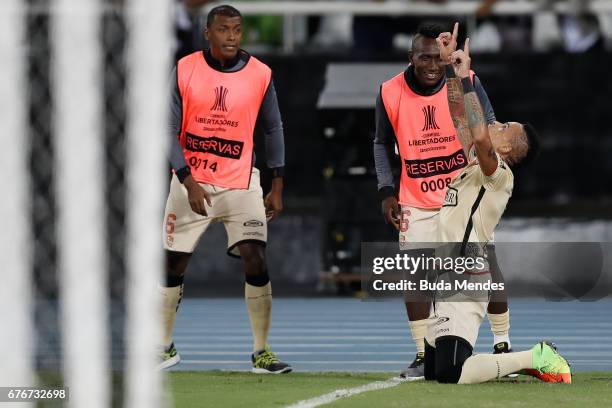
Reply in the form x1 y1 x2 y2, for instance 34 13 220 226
424 33 571 384
373 22 513 380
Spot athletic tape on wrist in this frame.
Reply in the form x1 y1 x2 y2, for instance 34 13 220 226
271 166 284 178
378 186 396 201
176 166 191 183
445 64 456 78
461 77 475 93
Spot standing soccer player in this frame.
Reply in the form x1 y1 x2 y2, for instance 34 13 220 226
373 22 510 380
423 38 571 385
159 4 291 374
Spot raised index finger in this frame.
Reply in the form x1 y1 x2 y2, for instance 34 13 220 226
452 22 459 42
464 37 470 57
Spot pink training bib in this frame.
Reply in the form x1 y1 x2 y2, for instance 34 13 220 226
381 71 475 208
177 51 271 189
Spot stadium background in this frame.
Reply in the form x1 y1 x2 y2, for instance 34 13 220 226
10 0 612 406
25 0 612 295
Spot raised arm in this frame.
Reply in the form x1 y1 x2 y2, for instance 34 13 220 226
450 40 498 176
437 23 474 156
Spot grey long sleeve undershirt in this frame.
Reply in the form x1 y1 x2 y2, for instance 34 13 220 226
373 75 496 193
167 64 285 175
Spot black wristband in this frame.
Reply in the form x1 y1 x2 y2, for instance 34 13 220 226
378 186 396 201
461 76 475 93
271 166 284 178
176 166 191 183
444 64 456 78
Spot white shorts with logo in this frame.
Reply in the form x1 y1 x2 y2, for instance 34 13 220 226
426 270 491 347
163 167 267 257
426 298 488 349
398 206 440 250
400 205 489 347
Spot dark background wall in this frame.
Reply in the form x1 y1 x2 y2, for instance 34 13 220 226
182 51 612 296
27 10 612 298
254 52 612 209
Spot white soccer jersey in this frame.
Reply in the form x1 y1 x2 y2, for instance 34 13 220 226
438 148 513 245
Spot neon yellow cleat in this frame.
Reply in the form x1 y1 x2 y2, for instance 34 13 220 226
158 342 181 370
525 341 571 384
252 345 292 374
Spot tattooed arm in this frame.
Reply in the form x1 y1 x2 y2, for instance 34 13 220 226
445 72 473 155
464 85 497 176
437 23 473 156
451 41 498 176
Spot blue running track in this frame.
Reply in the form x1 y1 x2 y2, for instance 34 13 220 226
170 298 612 372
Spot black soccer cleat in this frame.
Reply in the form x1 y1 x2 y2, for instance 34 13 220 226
251 346 292 374
493 341 512 354
399 352 425 380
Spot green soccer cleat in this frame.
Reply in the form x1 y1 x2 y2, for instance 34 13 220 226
525 341 571 383
251 346 292 374
158 342 181 370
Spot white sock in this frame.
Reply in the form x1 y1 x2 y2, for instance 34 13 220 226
458 351 532 384
159 285 183 348
245 282 272 353
409 319 427 354
488 310 511 348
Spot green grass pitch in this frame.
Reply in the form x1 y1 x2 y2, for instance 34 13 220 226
168 371 612 407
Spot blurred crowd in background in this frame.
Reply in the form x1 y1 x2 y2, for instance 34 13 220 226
173 0 612 60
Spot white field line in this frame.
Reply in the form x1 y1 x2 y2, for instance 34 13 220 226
285 377 404 408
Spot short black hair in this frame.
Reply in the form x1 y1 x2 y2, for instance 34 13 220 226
505 123 540 171
416 22 450 39
206 5 242 27
520 123 540 166
412 22 451 52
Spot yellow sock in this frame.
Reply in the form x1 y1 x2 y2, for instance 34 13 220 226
409 319 427 354
458 351 531 384
245 282 272 353
488 310 511 347
159 285 183 348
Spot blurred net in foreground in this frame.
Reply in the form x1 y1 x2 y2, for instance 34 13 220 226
1 1 172 407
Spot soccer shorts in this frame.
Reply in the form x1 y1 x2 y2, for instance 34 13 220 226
163 167 267 257
425 272 491 348
398 206 440 250
398 206 495 248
